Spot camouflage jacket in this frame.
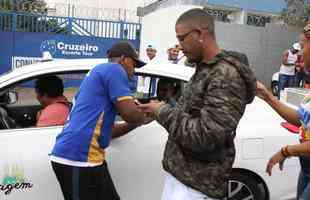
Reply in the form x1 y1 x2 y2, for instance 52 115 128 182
155 52 256 198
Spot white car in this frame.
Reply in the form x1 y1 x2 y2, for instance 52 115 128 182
0 59 300 200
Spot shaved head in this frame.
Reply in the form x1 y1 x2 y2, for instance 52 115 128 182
176 8 215 38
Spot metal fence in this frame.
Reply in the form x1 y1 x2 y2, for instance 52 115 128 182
48 4 140 23
0 11 141 39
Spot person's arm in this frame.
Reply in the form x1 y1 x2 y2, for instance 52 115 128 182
112 122 139 138
115 99 145 124
282 50 294 66
256 81 300 126
140 67 248 154
266 142 310 176
299 57 305 72
107 66 146 125
288 142 310 156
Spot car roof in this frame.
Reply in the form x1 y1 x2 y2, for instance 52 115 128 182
136 60 194 81
0 59 195 88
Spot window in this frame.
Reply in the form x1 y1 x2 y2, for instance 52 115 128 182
203 7 232 23
1 71 87 129
133 74 184 103
247 14 271 27
115 74 184 122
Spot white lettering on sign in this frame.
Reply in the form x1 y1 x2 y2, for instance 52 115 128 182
57 42 99 56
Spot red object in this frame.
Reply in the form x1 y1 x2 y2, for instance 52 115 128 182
281 122 300 134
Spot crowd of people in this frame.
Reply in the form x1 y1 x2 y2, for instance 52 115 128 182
133 42 185 98
28 7 310 200
278 33 310 97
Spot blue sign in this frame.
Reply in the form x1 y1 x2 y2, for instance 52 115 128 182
0 31 140 73
0 32 14 74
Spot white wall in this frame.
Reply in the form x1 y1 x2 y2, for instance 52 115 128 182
46 0 144 21
46 0 144 10
140 5 202 62
140 5 299 84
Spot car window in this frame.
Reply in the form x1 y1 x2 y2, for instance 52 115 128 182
132 75 186 98
133 75 158 98
11 73 86 106
0 72 87 129
0 71 185 128
116 74 185 122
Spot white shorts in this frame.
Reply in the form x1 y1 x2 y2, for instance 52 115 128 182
161 173 217 200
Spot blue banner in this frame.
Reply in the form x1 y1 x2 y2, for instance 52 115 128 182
0 31 140 73
0 32 14 74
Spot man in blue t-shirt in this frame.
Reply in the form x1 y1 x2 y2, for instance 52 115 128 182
50 42 149 200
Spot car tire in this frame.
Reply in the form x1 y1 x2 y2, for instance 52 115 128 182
271 81 278 97
226 171 267 200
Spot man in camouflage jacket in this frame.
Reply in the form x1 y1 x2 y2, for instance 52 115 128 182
139 8 256 199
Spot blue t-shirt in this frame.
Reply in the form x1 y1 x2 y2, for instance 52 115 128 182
51 63 132 163
129 75 138 93
297 96 310 174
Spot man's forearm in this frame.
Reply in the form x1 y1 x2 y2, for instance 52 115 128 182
112 122 139 139
155 103 229 154
284 142 310 157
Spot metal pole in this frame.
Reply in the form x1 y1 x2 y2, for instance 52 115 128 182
12 12 17 31
120 21 124 39
68 17 73 34
67 3 70 17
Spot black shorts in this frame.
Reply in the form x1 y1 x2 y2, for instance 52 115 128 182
51 161 120 200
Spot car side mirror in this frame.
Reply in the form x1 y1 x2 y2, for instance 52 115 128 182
7 91 18 104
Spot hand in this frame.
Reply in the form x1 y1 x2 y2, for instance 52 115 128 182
133 100 155 125
256 81 272 101
266 150 286 176
138 101 166 118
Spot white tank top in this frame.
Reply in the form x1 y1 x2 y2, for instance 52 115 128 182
279 50 297 75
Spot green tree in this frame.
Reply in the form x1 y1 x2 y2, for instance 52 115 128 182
0 0 47 14
0 0 68 34
0 0 11 10
281 0 310 27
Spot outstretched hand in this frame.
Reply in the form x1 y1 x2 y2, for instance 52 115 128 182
134 100 155 125
266 150 286 176
138 101 166 118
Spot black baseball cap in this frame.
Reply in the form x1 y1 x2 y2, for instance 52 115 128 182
107 42 146 68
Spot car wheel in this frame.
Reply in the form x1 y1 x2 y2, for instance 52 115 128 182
225 171 267 200
271 81 278 97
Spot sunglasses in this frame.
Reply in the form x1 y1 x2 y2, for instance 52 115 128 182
176 29 201 42
176 27 209 42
